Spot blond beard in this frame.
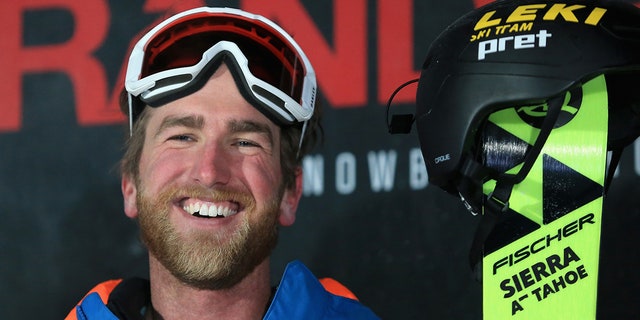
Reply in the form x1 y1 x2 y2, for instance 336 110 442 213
136 183 282 290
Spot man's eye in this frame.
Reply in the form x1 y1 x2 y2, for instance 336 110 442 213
236 140 260 148
169 135 194 142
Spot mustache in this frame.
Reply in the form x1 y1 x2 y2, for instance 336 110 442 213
150 183 256 209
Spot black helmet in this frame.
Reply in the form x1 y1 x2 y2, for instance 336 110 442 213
414 0 640 205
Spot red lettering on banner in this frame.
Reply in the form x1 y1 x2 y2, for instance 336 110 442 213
143 0 204 13
475 0 496 8
0 0 494 134
241 0 367 108
377 0 493 106
0 0 123 133
0 2 22 131
377 0 420 105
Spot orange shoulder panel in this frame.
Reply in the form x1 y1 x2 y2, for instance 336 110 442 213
318 277 359 301
64 279 123 320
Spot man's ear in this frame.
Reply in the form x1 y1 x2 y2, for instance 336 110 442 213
278 167 303 226
121 174 139 219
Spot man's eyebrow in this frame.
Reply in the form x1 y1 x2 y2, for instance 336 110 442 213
154 115 204 138
229 120 274 144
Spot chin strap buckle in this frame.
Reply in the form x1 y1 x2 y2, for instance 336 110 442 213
486 190 510 214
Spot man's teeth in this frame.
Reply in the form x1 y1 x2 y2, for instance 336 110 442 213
183 202 238 218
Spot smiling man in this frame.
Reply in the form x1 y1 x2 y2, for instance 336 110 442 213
66 7 378 320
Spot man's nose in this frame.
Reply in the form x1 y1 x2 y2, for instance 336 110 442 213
190 142 232 187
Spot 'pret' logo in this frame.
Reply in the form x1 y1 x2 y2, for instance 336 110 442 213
477 29 551 60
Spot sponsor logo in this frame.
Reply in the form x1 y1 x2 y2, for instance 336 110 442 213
492 212 595 275
473 3 607 33
477 29 551 60
515 87 582 129
434 153 451 164
470 3 607 61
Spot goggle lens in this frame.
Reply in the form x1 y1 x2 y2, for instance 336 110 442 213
140 14 305 103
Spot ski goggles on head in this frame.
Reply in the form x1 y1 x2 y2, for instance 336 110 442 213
124 7 317 132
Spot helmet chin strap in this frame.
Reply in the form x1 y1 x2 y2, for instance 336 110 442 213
460 94 565 279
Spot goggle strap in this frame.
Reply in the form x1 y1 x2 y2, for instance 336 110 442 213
128 94 134 136
297 120 308 159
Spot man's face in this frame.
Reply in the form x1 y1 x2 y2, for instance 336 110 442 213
121 63 300 289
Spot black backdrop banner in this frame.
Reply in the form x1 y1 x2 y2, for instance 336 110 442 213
1 1 639 319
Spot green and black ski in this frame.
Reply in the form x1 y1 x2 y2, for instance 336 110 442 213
479 75 608 318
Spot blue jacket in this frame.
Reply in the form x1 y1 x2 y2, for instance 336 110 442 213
68 260 379 319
